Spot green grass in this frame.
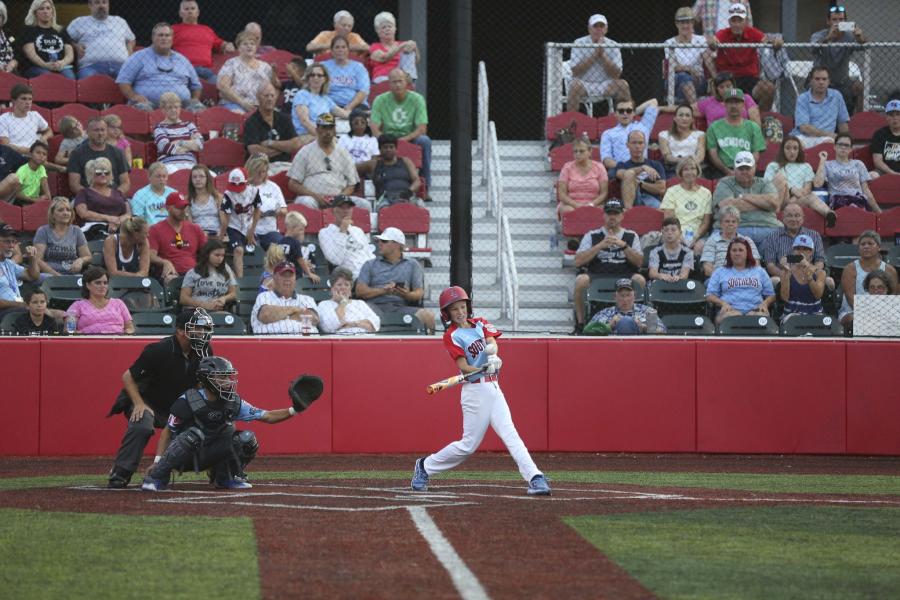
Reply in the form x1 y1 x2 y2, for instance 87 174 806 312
2 470 898 495
566 506 900 600
0 509 259 600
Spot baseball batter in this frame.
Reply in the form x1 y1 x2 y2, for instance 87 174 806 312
411 286 551 496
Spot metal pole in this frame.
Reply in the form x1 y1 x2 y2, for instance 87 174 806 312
449 0 473 296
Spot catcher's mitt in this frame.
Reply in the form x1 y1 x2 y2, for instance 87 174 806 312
288 374 324 413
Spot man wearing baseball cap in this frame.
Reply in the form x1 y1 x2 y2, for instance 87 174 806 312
711 150 780 247
317 194 375 279
760 202 829 289
706 87 766 177
148 191 207 281
0 222 41 318
871 99 900 176
356 226 435 334
665 7 710 105
250 260 320 335
692 0 753 38
587 278 666 335
567 14 629 113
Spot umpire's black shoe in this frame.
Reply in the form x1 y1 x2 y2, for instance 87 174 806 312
108 468 132 489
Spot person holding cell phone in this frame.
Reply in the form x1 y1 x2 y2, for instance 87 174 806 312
777 234 826 324
810 5 867 114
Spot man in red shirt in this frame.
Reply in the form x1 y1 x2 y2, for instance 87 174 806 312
708 3 781 112
172 0 235 82
149 192 207 280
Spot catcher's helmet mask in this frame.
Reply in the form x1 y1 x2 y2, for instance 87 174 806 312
197 356 238 403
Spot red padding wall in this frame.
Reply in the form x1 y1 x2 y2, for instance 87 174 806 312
2 337 898 456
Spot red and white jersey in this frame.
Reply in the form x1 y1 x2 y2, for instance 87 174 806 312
443 317 501 376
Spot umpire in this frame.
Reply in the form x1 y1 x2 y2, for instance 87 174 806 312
106 308 214 488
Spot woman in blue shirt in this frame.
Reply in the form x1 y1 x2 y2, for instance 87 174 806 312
291 63 350 144
706 238 775 325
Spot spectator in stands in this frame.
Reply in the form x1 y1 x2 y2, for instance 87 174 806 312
153 92 203 173
692 0 753 38
172 0 234 83
54 116 86 167
357 134 422 210
557 136 608 216
68 117 130 195
278 211 320 284
659 104 706 179
216 31 279 114
615 130 666 209
0 84 52 156
763 135 837 227
33 197 90 276
700 205 759 277
116 22 204 112
706 88 766 177
14 141 51 206
665 7 712 105
369 11 418 84
0 223 41 318
66 266 135 334
322 36 370 113
572 198 644 334
179 238 236 312
567 14 628 113
0 3 18 74
791 66 849 149
186 164 222 238
339 110 379 164
318 195 374 279
288 113 365 210
148 191 207 281
707 3 780 112
290 63 350 146
244 84 300 172
810 5 867 115
73 157 130 240
250 260 319 335
706 238 775 324
0 143 24 202
280 58 307 118
711 151 779 246
317 266 380 335
245 154 286 250
102 114 132 168
587 278 667 335
838 231 898 329
129 162 174 225
258 243 285 292
103 216 150 277
814 134 882 213
777 234 826 324
694 71 762 129
220 167 259 278
306 10 369 59
871 99 900 176
21 0 75 80
648 217 694 283
599 97 659 171
761 202 828 287
370 68 432 193
355 226 434 333
11 289 62 335
661 157 712 254
864 270 896 296
67 0 135 79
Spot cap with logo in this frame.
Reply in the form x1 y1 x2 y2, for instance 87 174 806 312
316 113 336 127
329 194 355 208
226 168 248 193
728 4 748 19
733 151 756 169
165 191 189 208
792 234 815 249
886 99 900 114
724 88 745 101
604 198 625 213
273 260 296 275
615 278 634 290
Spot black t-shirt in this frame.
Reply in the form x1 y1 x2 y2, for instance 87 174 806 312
11 312 63 336
0 145 27 179
124 335 213 413
281 83 301 117
67 143 130 189
277 235 320 269
243 110 297 163
870 126 900 173
22 25 73 69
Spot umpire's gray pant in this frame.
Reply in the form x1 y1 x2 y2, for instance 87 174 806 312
111 411 156 476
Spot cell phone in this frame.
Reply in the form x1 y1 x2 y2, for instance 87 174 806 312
786 255 803 264
838 21 855 32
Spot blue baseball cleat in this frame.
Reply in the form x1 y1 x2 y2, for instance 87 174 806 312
215 477 253 490
140 476 169 492
527 474 551 496
411 457 429 491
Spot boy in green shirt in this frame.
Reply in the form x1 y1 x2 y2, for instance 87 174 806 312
14 140 51 205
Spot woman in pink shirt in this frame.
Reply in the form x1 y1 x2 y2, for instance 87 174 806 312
694 72 762 129
557 137 608 217
66 266 135 335
369 11 418 83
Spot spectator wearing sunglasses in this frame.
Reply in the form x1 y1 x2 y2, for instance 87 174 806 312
73 157 131 241
810 5 867 115
599 97 659 171
148 191 207 282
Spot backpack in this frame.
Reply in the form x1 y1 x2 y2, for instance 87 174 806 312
549 119 578 151
762 115 784 144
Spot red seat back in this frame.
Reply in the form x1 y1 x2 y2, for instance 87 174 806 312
196 106 246 136
776 206 825 236
561 205 603 237
853 145 874 170
806 142 836 170
876 206 900 237
868 173 900 208
762 111 794 135
549 142 601 172
76 75 125 105
198 137 246 169
200 80 219 105
756 141 780 174
0 201 22 230
21 200 51 233
650 112 675 142
0 72 28 102
396 140 422 169
102 105 150 136
622 206 664 235
825 206 877 238
848 111 885 143
269 170 293 200
665 177 716 194
148 108 196 128
545 111 599 142
278 204 324 234
28 73 77 103
51 104 100 133
167 169 192 195
127 168 149 198
378 203 430 235
322 206 372 233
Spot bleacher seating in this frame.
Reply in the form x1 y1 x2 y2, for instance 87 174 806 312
396 140 423 169
196 106 246 136
756 141 780 174
51 104 99 133
277 204 324 235
762 111 794 136
200 80 219 105
21 200 51 233
378 203 431 261
376 313 428 335
585 276 646 317
717 314 778 336
876 206 900 239
549 142 601 171
132 312 177 335
661 313 715 336
647 280 707 316
0 202 22 230
209 311 247 335
76 75 125 106
198 137 246 169
127 169 149 197
853 145 874 170
869 173 900 208
108 276 166 312
650 112 674 142
260 49 302 81
167 170 192 195
621 206 663 236
102 105 150 136
848 111 884 143
41 275 83 309
561 205 603 238
825 206 876 239
776 206 825 236
0 72 28 101
780 314 843 337
29 72 77 104
824 243 859 275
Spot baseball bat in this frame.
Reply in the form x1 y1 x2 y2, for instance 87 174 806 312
426 367 487 395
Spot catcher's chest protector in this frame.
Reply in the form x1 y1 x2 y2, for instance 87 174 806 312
185 389 240 435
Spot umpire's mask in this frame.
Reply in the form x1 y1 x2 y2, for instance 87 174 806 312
182 308 214 357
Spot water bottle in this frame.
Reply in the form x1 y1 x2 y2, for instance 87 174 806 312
65 315 77 335
644 308 658 334
48 51 59 62
683 230 694 245
300 314 312 336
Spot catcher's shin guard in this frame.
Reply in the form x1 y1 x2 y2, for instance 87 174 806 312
150 426 205 481
233 430 259 474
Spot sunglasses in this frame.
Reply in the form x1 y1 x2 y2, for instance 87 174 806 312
94 170 110 175
174 232 184 249
617 108 634 114
324 156 332 171
829 5 846 13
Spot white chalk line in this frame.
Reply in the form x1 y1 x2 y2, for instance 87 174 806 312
407 506 490 600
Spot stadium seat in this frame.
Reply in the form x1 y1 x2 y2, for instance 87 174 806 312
132 312 177 335
876 206 900 239
102 105 150 136
196 106 245 136
368 80 391 106
868 173 900 208
887 246 900 269
269 170 293 200
647 279 707 316
21 200 51 233
661 313 715 336
650 112 675 142
664 176 716 193
200 80 219 105
848 111 884 143
167 169 192 195
234 287 258 320
241 249 266 277
108 275 167 312
48 171 72 199
622 206 664 236
260 49 302 81
852 145 874 170
561 205 603 238
29 72 77 104
825 206 876 239
396 140 423 169
596 115 617 136
776 206 825 235
278 204 323 235
164 276 184 307
41 274 84 309
545 111 599 142
0 72 28 102
0 202 22 230
47 134 63 160
127 169 149 198
717 314 778 336
780 314 843 337
376 312 428 335
806 142 836 169
199 137 246 169
756 141 780 175
50 104 99 133
209 311 247 335
0 310 22 333
586 276 645 316
213 172 229 193
211 51 237 74
322 206 372 233
694 115 708 131
378 203 431 260
824 243 859 277
128 139 157 167
149 108 196 127
76 75 125 106
549 142 601 171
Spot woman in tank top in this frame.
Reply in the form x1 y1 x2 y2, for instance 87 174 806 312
186 164 224 238
103 216 150 277
838 230 898 329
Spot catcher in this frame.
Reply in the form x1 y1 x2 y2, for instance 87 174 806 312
141 356 323 491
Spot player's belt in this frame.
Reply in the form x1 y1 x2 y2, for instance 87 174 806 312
469 374 498 384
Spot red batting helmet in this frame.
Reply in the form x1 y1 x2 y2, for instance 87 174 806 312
439 286 471 322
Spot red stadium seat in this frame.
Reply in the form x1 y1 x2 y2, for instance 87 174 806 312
211 52 237 74
28 72 77 104
198 137 246 169
50 104 99 133
148 108 196 128
214 171 229 193
756 141 780 174
396 139 422 169
0 201 22 230
76 75 125 105
853 145 874 170
200 80 219 105
368 80 390 106
261 49 302 81
377 203 431 259
167 169 192 195
127 168 149 198
694 115 708 131
21 200 51 233
277 204 324 235
876 207 900 238
650 112 675 142
545 111 599 142
322 206 372 233
102 105 150 136
50 171 72 199
196 106 245 136
777 206 825 236
665 177 716 194
47 134 63 161
128 138 157 166
806 142 836 170
561 205 603 238
549 142 600 171
825 206 876 238
269 170 293 200
848 111 885 143
607 178 621 200
0 72 28 102
622 206 664 235
762 111 794 136
868 173 900 208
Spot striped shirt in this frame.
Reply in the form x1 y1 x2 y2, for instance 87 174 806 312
250 290 318 335
154 120 202 166
760 227 825 267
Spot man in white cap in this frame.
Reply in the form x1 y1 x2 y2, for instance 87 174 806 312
692 0 753 38
355 226 435 333
567 14 629 113
711 150 780 247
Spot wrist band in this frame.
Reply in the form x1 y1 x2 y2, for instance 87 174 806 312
153 455 162 464
288 407 296 416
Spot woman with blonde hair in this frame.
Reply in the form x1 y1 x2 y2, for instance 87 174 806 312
246 154 287 250
153 92 203 173
217 30 279 114
33 197 91 276
73 156 130 239
103 216 150 277
22 0 75 79
0 2 18 74
290 63 349 144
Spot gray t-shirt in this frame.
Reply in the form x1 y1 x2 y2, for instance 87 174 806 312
712 176 780 229
33 225 87 273
181 265 236 302
824 159 870 196
357 256 424 309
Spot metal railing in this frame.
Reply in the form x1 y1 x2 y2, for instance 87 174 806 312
477 61 489 185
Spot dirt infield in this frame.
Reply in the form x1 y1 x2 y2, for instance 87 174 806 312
2 454 899 599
